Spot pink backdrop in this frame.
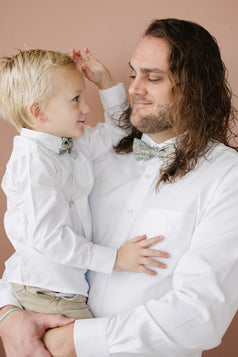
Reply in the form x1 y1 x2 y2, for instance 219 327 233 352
0 0 237 356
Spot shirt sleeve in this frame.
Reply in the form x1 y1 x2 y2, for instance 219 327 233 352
0 85 127 308
74 167 238 356
79 83 129 160
0 272 21 308
3 150 117 275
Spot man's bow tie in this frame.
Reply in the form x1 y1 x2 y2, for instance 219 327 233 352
59 137 74 154
133 138 176 165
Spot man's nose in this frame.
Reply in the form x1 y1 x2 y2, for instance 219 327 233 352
128 77 147 96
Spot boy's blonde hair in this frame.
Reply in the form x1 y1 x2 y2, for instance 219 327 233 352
0 49 77 131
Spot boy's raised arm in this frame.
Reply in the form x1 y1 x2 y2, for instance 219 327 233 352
71 48 116 89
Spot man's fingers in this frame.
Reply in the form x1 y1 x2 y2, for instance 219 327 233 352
33 340 52 357
38 313 75 330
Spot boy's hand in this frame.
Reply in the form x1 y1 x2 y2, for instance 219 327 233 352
71 48 116 90
43 323 76 357
0 306 74 357
114 235 170 276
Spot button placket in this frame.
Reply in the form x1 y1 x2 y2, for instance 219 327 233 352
124 161 159 217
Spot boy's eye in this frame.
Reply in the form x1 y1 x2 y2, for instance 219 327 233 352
73 95 80 102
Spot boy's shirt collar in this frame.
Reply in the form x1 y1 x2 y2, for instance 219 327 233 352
20 128 72 154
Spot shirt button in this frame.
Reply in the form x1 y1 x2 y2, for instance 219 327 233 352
145 174 151 179
127 209 134 214
94 289 99 295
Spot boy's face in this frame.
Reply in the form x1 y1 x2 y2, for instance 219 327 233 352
41 67 90 138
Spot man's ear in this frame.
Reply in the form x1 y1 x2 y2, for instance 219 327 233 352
28 103 47 123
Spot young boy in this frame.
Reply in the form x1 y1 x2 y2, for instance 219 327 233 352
0 49 169 319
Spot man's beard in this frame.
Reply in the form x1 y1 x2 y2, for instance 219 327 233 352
129 104 173 134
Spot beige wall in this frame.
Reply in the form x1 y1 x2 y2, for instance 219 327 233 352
0 0 237 356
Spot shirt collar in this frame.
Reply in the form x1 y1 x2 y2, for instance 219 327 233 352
141 133 176 148
20 128 67 154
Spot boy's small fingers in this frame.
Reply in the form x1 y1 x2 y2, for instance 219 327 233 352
130 235 147 243
140 236 164 247
80 64 89 75
76 50 82 56
141 258 167 269
144 249 170 258
84 48 93 59
70 50 75 60
138 265 157 276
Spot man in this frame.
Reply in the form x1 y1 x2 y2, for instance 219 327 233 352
1 18 238 357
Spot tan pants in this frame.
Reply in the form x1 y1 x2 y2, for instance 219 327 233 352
11 283 93 319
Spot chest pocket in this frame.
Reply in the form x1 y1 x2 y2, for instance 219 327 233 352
136 208 196 259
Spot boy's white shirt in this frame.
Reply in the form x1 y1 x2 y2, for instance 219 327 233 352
2 83 238 357
0 83 128 296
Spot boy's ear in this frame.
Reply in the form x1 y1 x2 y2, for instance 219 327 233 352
28 103 47 123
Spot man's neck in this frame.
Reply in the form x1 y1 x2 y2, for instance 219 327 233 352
147 128 175 144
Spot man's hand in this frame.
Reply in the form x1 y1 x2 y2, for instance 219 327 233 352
0 306 74 357
43 323 76 357
71 48 116 89
114 235 170 275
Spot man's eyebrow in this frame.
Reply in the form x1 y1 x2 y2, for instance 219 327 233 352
128 62 166 75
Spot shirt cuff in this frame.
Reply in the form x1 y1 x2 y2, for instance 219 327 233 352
99 83 128 110
74 317 109 357
89 244 117 274
0 279 21 309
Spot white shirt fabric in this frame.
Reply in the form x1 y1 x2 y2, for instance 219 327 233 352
1 83 127 296
73 135 238 356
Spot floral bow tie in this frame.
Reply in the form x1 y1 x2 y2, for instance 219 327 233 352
59 137 74 154
133 138 176 165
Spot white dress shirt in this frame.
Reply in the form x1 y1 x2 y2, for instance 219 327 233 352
73 135 238 356
1 93 238 356
1 83 127 296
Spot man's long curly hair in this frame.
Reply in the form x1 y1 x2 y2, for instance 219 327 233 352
114 18 238 187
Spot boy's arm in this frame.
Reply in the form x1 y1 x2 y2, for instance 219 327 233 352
0 301 73 357
71 48 116 90
75 82 128 160
43 323 76 357
72 48 129 160
2 151 169 278
1 150 117 275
